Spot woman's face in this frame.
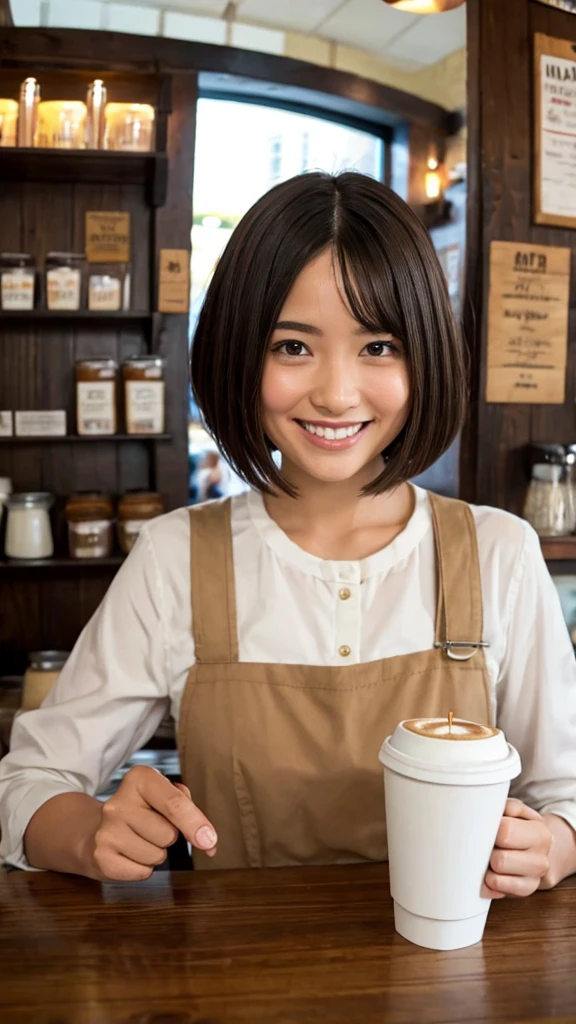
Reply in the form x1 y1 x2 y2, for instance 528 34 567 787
261 248 411 489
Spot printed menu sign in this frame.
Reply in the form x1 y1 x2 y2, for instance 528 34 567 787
85 211 131 263
158 249 190 313
535 34 576 227
486 241 570 404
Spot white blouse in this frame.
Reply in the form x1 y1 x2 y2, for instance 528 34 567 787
1 485 576 871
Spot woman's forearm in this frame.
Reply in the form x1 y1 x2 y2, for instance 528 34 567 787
540 814 576 888
24 792 103 879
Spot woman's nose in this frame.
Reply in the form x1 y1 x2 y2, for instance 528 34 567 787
309 360 361 415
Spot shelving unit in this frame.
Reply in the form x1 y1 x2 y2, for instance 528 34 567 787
0 57 193 675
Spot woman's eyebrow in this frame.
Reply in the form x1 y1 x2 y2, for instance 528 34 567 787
274 320 322 335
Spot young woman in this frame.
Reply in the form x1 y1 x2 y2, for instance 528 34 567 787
1 172 575 897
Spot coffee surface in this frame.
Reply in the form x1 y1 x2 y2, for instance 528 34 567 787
404 718 500 741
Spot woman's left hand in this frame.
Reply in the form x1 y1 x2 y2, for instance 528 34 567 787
482 798 553 899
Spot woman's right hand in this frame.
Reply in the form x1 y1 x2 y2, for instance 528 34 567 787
88 765 218 881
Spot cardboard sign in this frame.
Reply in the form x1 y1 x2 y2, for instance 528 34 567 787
535 33 576 228
486 241 570 404
85 211 131 263
158 248 190 313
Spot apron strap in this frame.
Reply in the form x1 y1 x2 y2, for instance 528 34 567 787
189 498 239 664
427 492 485 659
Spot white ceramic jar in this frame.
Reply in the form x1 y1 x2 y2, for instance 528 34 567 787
5 492 54 559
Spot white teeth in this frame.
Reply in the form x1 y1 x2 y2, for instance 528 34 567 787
301 422 364 439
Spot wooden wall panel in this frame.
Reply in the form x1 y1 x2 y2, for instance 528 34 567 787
464 0 576 515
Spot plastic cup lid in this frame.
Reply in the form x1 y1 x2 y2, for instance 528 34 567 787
379 717 521 786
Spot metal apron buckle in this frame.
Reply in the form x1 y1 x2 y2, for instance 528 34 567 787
433 640 490 662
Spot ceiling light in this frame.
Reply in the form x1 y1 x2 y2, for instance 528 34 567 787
381 0 464 13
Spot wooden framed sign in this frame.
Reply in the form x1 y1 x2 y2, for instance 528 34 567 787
158 249 190 313
486 241 570 405
85 211 131 263
535 33 576 228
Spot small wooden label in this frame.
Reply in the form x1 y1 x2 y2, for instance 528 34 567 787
486 240 571 404
85 211 131 263
158 249 190 314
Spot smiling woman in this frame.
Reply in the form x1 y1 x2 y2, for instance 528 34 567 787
191 171 466 498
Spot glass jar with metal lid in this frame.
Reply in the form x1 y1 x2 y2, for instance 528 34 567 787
123 356 166 435
4 492 54 559
22 651 69 711
0 253 36 311
65 491 115 559
117 490 164 554
523 443 576 537
45 252 86 311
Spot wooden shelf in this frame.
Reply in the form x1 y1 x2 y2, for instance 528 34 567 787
540 536 576 561
0 556 124 570
1 434 171 444
0 148 168 206
0 310 152 323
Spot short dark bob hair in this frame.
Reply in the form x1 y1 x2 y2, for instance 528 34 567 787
191 171 467 496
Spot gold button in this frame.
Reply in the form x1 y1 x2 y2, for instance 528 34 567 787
339 588 351 601
339 645 351 657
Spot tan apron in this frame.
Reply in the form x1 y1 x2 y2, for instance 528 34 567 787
178 492 493 870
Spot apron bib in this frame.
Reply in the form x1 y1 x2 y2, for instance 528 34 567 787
178 492 492 870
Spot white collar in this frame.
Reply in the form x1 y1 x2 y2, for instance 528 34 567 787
244 484 432 583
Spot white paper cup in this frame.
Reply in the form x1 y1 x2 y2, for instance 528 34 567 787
378 718 521 951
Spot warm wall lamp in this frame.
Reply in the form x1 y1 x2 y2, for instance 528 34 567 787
381 0 464 13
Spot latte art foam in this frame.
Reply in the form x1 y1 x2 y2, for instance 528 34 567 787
403 717 499 741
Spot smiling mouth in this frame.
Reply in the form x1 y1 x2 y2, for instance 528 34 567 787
295 420 370 440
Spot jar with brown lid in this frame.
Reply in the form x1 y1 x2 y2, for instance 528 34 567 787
46 252 86 310
65 491 115 559
123 356 165 435
117 490 165 554
76 358 118 435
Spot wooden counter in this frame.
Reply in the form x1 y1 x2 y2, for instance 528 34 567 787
1 862 575 1023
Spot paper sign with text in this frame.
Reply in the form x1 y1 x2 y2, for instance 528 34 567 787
486 241 570 404
85 211 131 263
158 249 190 313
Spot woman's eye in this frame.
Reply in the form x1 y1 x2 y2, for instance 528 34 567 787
363 341 396 357
275 341 309 356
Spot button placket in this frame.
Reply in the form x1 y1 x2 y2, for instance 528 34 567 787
334 565 361 663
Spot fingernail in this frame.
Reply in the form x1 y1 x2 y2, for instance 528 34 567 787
195 825 218 849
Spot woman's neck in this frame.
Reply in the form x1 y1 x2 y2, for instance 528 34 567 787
263 458 415 562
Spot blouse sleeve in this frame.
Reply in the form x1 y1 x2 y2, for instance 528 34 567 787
496 521 576 833
0 525 172 871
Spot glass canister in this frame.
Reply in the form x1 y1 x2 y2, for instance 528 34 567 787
0 253 36 311
0 99 18 147
104 102 155 152
117 491 164 555
65 492 115 559
75 357 118 435
88 262 130 312
123 356 166 435
22 651 69 711
46 252 86 311
37 100 87 149
4 492 54 559
523 443 576 537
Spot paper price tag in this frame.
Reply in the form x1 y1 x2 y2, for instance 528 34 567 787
86 211 131 263
158 249 190 313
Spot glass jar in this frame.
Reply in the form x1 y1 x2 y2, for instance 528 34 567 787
88 262 130 312
0 99 18 147
75 357 118 435
104 103 155 152
4 492 54 559
0 253 36 311
45 252 86 311
117 491 164 555
123 356 166 435
523 444 576 537
22 651 69 711
65 492 115 559
37 100 87 149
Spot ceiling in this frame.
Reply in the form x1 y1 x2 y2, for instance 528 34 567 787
108 0 467 71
